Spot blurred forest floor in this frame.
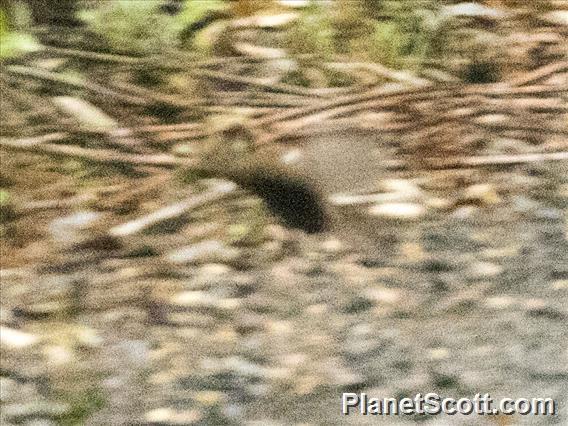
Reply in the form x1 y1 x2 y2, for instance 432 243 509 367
1 1 567 424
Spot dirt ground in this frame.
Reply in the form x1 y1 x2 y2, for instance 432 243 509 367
1 5 567 422
1 143 567 425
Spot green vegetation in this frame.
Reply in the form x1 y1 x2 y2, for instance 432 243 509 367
79 0 180 54
285 0 479 72
287 4 335 59
227 202 268 247
0 1 40 58
79 0 227 54
58 387 106 426
1 0 513 81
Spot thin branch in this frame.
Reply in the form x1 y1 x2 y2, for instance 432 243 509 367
1 135 192 167
17 194 96 213
6 65 148 105
191 68 345 98
428 151 568 169
253 61 567 131
0 132 68 146
252 86 450 129
326 61 431 87
509 61 568 87
473 121 568 136
43 46 143 64
125 123 203 133
109 181 237 237
466 84 568 97
98 173 171 210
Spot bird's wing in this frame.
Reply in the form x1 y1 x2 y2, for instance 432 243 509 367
291 124 391 195
278 124 404 255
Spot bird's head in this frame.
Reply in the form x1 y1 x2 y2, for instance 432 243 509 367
185 122 330 233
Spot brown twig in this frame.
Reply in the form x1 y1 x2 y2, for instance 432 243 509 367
109 181 237 237
508 61 568 87
191 68 344 98
427 151 568 169
325 61 431 87
0 135 192 167
252 85 451 130
42 46 143 64
6 65 148 105
17 194 96 213
95 173 172 211
123 123 203 133
253 60 568 131
0 132 69 146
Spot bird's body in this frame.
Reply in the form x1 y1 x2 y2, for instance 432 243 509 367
192 123 400 256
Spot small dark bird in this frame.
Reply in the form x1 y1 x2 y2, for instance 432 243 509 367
192 123 399 254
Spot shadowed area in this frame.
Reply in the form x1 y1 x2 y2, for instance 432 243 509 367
248 173 329 234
